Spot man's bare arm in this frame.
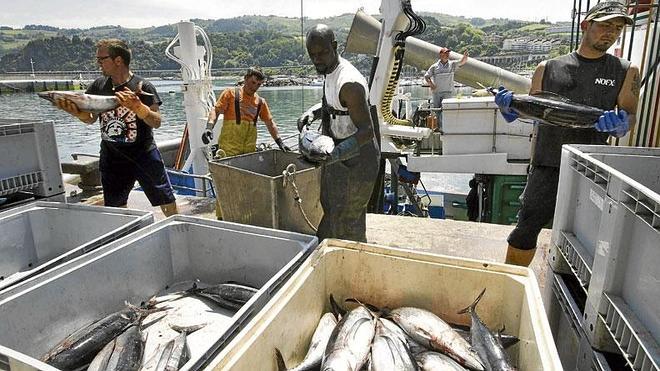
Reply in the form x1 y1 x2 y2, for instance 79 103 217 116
341 82 374 146
529 61 546 95
618 64 640 130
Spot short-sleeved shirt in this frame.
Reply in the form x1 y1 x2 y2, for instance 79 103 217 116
214 87 272 125
424 60 459 93
86 74 161 156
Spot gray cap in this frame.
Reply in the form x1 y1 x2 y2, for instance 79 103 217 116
584 1 634 25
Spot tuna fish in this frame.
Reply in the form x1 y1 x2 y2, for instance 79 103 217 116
41 303 158 370
322 304 376 371
87 325 145 371
369 318 419 371
187 282 258 311
154 330 190 371
415 351 467 371
299 129 335 163
275 312 338 371
37 81 153 114
387 307 484 370
489 87 604 128
458 289 516 371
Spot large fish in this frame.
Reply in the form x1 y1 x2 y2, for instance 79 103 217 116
415 351 467 371
458 289 516 371
387 307 484 370
41 303 158 370
187 282 258 311
369 318 419 371
37 81 152 114
490 88 604 128
87 325 145 371
322 305 376 371
276 312 338 371
299 129 335 163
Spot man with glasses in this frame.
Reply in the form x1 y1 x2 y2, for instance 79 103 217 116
494 1 640 266
53 38 178 216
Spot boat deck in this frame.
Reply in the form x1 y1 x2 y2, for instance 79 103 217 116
120 190 552 294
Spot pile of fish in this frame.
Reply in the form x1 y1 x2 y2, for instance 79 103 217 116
275 289 518 371
39 281 258 371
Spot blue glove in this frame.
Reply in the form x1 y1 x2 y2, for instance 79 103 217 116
595 109 629 138
494 86 519 123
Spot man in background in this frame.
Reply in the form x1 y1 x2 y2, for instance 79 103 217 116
424 47 468 130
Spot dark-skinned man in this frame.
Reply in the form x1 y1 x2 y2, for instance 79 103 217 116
495 2 640 266
297 24 380 242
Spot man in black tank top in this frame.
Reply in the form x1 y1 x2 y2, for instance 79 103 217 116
494 1 640 266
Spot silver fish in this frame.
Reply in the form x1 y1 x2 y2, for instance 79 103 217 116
380 318 428 357
38 81 152 114
458 289 516 371
155 331 189 371
299 130 335 163
41 303 157 370
415 351 467 371
88 325 144 371
369 319 419 371
388 307 484 371
38 90 121 114
188 282 258 311
276 312 338 371
322 305 376 371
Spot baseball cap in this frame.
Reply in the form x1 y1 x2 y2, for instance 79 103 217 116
439 47 451 54
584 1 634 25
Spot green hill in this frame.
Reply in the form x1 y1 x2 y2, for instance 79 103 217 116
0 13 568 73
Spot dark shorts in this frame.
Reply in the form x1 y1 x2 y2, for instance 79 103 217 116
100 147 176 207
507 166 559 250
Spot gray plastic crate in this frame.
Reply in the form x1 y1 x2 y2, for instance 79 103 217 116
546 269 586 369
551 145 660 371
0 215 317 371
0 119 63 198
0 201 153 293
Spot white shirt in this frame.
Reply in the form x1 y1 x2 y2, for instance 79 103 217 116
323 57 369 139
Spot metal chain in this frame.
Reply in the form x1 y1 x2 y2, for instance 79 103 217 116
282 163 318 233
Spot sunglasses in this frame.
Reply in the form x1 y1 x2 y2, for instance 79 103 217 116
96 55 113 63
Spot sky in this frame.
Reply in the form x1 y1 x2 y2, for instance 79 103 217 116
0 0 574 29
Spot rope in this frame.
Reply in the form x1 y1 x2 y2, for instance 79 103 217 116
282 163 318 232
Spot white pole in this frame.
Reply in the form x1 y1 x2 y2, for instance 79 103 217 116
174 21 210 195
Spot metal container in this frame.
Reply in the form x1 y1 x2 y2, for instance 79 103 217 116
207 239 562 370
0 119 63 198
0 201 153 293
208 149 322 234
0 215 317 371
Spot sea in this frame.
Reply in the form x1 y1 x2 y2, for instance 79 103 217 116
0 78 472 193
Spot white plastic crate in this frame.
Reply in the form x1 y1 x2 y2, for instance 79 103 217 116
0 119 63 198
207 239 561 370
440 97 533 161
0 215 318 371
551 145 660 371
0 201 153 293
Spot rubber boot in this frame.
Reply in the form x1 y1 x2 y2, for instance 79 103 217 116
504 245 536 267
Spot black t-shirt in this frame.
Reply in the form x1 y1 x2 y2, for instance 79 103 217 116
533 52 629 167
86 74 161 157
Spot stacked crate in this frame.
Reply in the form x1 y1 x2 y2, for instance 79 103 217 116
546 144 660 371
0 119 64 204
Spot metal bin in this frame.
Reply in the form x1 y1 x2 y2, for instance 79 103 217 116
208 149 322 234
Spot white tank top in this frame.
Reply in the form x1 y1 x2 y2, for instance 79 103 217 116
323 57 369 139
